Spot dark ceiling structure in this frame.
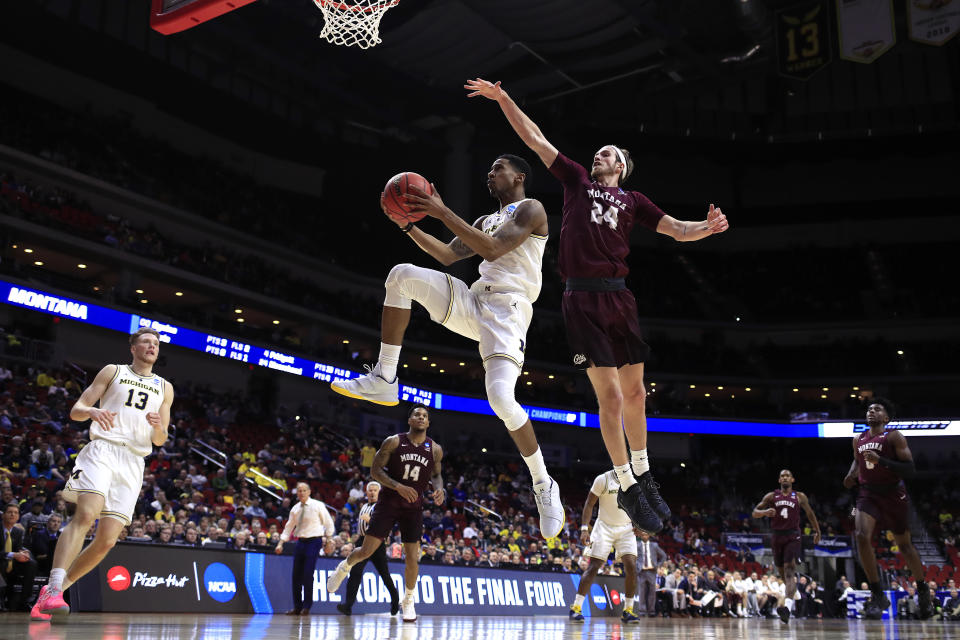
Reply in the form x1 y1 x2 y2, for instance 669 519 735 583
4 0 957 154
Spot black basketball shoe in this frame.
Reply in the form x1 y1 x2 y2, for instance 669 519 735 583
776 605 790 624
635 471 672 522
336 603 352 616
862 592 891 620
617 482 662 533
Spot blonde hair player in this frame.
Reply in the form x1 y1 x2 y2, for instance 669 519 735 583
466 78 729 534
31 327 173 622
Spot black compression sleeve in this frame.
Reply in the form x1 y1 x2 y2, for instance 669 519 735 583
877 456 916 479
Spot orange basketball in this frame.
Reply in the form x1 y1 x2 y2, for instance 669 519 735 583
382 172 434 224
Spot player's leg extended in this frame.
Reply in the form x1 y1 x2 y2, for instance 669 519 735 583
41 491 104 608
328 534 383 593
587 366 661 533
619 363 670 521
621 554 639 621
332 264 455 405
854 509 880 583
485 358 563 539
570 558 604 621
399 541 420 622
62 515 124 591
776 560 795 623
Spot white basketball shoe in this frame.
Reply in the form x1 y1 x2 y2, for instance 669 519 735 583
326 560 350 593
533 476 564 539
330 363 399 406
401 596 417 622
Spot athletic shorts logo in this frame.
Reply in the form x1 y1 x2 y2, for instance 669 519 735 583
70 469 82 480
107 565 131 591
203 562 237 603
573 354 587 365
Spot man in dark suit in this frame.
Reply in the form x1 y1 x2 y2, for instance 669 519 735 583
2 502 38 611
636 531 668 616
30 513 63 576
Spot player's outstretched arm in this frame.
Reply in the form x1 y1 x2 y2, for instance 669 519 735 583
406 188 546 262
464 79 559 168
798 492 822 543
70 364 119 429
371 435 419 503
656 204 729 242
751 492 776 518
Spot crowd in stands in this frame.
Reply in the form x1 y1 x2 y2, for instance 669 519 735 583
0 359 958 618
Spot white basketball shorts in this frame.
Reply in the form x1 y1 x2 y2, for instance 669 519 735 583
63 439 145 525
586 519 638 561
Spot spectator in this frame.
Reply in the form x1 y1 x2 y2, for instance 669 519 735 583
30 513 62 575
1 503 37 611
155 526 174 545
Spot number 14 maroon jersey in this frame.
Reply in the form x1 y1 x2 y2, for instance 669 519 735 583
383 433 436 509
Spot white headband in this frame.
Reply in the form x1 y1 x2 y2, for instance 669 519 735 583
602 145 627 183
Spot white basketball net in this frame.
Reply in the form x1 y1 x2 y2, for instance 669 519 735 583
313 0 399 49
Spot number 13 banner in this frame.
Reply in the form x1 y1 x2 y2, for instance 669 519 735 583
776 1 833 80
837 0 896 63
908 0 960 45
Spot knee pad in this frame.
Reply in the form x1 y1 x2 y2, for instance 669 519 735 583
486 376 528 431
384 263 414 310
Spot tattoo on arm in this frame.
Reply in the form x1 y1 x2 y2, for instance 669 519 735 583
449 237 475 258
370 436 401 489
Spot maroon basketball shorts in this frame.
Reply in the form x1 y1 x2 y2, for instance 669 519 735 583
857 485 910 534
561 287 650 369
365 499 424 543
771 530 802 567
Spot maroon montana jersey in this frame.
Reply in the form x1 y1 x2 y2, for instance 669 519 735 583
548 152 666 280
771 489 801 531
382 432 436 509
856 429 902 486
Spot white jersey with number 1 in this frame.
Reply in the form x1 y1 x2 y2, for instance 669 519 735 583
91 364 167 457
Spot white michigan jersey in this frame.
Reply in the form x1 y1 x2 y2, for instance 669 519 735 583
92 364 167 457
590 470 633 528
472 199 547 302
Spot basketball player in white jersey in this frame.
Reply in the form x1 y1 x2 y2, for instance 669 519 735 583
331 154 565 539
570 469 640 623
32 327 173 621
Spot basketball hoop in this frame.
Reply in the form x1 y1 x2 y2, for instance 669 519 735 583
313 0 400 49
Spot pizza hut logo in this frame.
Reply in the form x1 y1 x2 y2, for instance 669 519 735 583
573 354 587 366
107 565 131 591
610 589 621 605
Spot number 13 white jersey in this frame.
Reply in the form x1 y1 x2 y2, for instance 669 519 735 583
91 364 167 457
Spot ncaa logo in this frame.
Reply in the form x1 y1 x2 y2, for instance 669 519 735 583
203 562 237 603
589 583 607 610
107 565 131 591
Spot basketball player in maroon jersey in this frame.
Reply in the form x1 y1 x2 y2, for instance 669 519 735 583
326 405 443 622
466 78 728 533
842 398 933 619
752 469 821 624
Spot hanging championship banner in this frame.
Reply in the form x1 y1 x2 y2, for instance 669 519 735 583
776 2 833 79
836 0 896 63
908 0 960 45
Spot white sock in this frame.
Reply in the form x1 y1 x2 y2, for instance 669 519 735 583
786 598 795 611
48 568 66 593
378 342 402 381
614 464 637 490
404 587 415 601
630 449 650 476
523 448 550 486
625 596 635 610
574 593 585 608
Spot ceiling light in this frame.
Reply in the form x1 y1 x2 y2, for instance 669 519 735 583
237 318 244 323
342 340 349 344
23 248 33 254
745 387 752 392
135 289 144 294
234 308 242 314
33 261 43 266
272 320 279 325
689 385 696 389
175 291 183 297
77 263 87 269
548 375 554 379
421 356 428 361
140 299 148 304
430 363 436 367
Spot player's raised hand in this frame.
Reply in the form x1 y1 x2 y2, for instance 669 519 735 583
706 203 729 234
89 407 117 430
464 78 505 100
431 487 446 506
404 185 448 219
146 411 163 428
395 484 419 503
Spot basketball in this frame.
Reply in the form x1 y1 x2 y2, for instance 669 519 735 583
382 172 434 224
